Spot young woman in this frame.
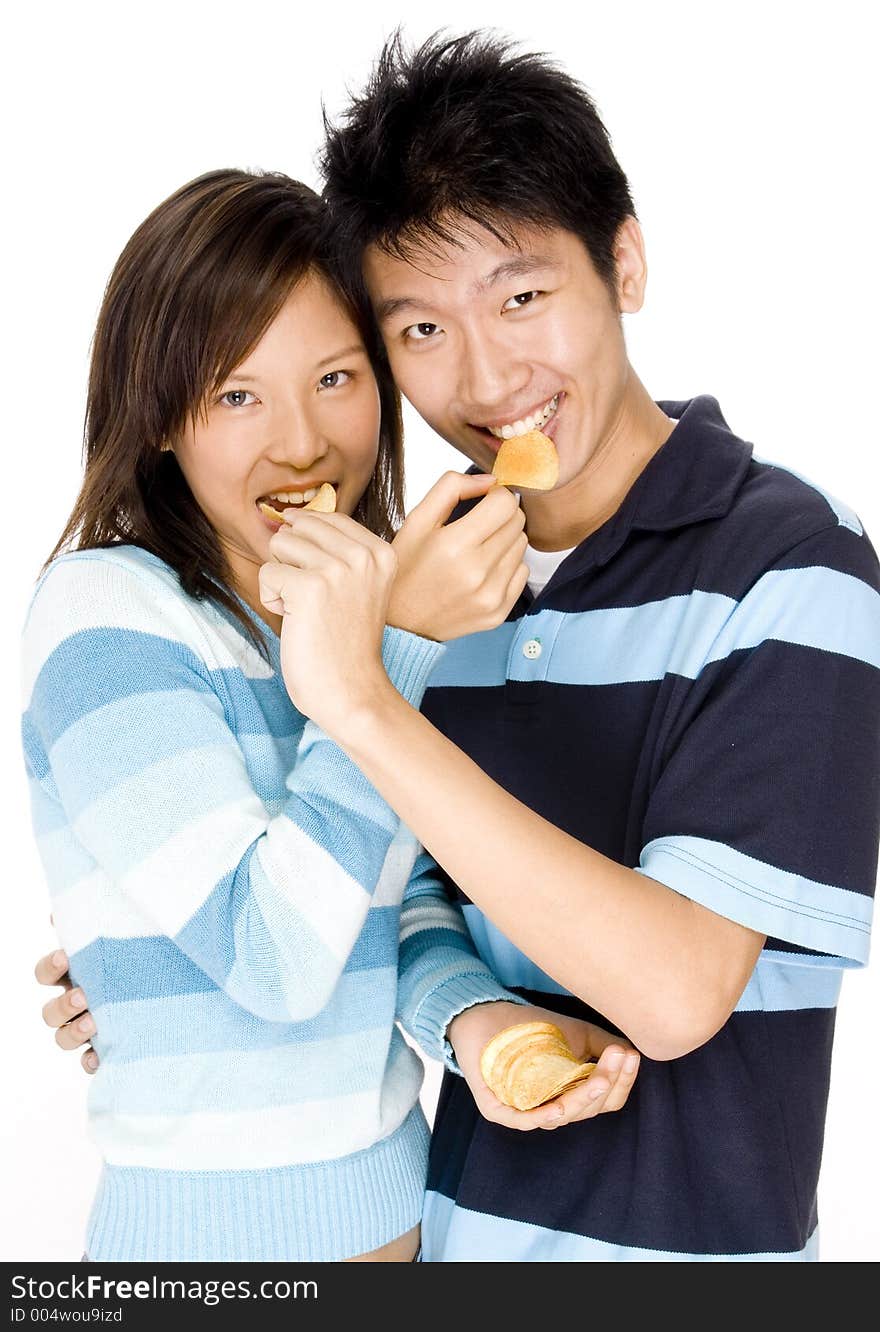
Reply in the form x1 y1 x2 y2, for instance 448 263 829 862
25 169 639 1263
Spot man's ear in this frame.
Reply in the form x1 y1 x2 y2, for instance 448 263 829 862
614 216 647 315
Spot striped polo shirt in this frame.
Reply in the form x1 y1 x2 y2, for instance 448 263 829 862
419 394 880 1262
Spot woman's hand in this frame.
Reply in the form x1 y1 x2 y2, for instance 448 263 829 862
389 473 529 641
259 510 399 732
34 948 99 1074
447 1000 640 1131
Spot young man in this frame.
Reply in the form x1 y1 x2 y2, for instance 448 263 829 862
289 30 878 1261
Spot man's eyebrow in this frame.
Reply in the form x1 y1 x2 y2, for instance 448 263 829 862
375 255 561 323
470 255 561 295
375 295 426 322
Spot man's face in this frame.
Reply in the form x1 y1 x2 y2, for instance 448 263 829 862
363 220 644 497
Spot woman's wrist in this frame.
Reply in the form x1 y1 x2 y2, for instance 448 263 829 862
330 681 412 756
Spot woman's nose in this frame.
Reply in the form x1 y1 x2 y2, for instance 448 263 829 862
269 407 330 470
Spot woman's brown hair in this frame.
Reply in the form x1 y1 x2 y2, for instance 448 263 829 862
47 168 404 649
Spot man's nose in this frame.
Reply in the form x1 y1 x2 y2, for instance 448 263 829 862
458 325 530 415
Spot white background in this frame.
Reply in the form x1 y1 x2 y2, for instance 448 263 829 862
3 0 877 1261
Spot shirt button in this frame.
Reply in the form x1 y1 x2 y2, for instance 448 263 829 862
522 638 542 660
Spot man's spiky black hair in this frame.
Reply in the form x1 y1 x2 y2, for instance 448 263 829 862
320 28 636 296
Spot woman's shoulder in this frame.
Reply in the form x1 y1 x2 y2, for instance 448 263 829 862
21 543 205 684
23 544 275 688
25 544 185 633
33 543 177 597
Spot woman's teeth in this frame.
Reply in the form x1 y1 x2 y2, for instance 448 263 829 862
265 487 323 506
488 394 559 440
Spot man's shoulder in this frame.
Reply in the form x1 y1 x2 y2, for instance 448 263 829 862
739 452 863 538
713 453 877 592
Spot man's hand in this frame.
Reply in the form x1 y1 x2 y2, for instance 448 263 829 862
35 949 98 1074
390 472 529 641
447 1000 639 1130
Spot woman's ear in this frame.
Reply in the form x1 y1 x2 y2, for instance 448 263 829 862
614 216 648 315
159 440 173 453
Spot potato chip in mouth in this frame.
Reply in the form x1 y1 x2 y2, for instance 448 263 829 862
492 429 559 491
259 482 337 523
304 482 337 512
480 1020 596 1111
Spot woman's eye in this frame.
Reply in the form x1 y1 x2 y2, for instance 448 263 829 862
502 291 540 312
220 389 256 407
403 322 440 342
318 370 351 390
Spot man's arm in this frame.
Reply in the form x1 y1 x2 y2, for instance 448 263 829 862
268 517 880 1062
328 693 763 1061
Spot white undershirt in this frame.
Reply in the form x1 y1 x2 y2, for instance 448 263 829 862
523 543 576 597
521 414 679 597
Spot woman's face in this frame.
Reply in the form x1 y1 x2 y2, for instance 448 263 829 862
172 270 381 609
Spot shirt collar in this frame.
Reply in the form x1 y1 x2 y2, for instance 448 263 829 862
561 394 754 573
631 395 754 531
461 395 753 583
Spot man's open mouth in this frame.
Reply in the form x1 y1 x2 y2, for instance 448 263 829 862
470 393 561 445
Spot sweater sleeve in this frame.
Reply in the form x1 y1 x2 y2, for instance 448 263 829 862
396 849 526 1072
21 553 444 1022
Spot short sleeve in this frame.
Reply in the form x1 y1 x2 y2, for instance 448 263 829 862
637 523 880 965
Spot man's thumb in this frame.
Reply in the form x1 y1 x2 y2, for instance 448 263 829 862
402 470 497 534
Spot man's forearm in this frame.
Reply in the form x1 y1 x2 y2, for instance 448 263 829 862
335 687 764 1059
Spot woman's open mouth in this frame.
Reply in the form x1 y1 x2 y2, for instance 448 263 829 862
256 484 338 524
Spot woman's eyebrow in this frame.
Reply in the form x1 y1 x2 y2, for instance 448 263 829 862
313 342 367 369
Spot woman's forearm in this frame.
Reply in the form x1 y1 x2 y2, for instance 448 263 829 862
333 687 765 1059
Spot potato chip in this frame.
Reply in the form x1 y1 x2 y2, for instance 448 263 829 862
305 482 337 512
480 1019 596 1111
492 429 559 491
258 501 286 523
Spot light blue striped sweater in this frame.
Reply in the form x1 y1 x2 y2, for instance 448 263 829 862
21 545 518 1261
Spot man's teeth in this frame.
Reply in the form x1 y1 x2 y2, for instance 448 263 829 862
265 487 324 506
488 395 559 440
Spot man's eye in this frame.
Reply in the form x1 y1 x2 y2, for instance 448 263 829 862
318 370 351 390
220 389 256 407
404 322 440 342
501 291 540 311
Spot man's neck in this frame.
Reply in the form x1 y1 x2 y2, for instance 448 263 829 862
522 373 676 552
